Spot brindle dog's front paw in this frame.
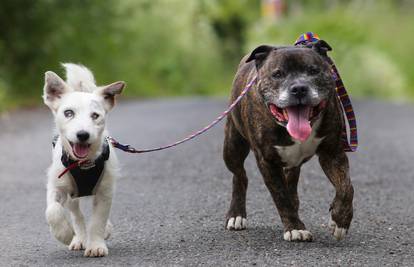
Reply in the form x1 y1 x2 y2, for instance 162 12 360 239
84 242 108 257
283 230 313 242
226 216 247 230
329 201 352 240
328 217 348 240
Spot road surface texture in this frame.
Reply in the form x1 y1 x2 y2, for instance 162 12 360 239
0 98 413 266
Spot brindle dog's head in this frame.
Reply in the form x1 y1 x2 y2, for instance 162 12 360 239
246 40 336 141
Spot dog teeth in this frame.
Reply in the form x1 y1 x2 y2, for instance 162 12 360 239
283 109 289 120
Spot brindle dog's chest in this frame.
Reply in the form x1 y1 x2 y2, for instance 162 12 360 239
274 119 324 168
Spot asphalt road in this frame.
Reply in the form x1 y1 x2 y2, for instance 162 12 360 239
0 98 413 266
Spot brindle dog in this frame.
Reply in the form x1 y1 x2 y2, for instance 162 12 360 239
223 40 354 241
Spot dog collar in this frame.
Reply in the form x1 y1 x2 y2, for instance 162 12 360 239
294 32 358 152
54 136 110 197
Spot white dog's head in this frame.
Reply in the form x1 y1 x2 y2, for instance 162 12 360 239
43 64 125 160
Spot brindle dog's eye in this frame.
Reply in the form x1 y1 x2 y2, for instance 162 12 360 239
91 112 100 120
309 67 320 75
63 109 74 118
272 70 284 79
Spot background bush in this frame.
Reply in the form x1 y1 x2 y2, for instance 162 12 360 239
0 0 413 111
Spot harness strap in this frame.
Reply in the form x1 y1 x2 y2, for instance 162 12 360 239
294 32 358 152
56 139 110 197
58 160 88 178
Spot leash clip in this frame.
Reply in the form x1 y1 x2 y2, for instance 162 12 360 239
107 136 137 153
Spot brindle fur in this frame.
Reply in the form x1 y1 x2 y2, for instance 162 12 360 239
223 44 354 238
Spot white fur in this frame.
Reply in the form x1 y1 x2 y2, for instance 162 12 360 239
328 217 347 241
43 63 123 257
226 216 247 230
274 118 324 168
283 229 313 241
62 63 96 92
310 87 319 99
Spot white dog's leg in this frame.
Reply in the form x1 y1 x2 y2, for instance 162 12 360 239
66 198 87 250
104 220 113 240
45 188 74 245
84 190 113 257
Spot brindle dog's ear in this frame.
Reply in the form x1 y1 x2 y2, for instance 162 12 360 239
312 40 332 57
246 45 275 68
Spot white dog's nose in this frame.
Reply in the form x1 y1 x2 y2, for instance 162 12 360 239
77 131 90 142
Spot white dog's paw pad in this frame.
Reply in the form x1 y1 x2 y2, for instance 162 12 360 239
226 216 247 230
68 236 85 251
84 243 108 257
328 218 347 241
283 229 313 242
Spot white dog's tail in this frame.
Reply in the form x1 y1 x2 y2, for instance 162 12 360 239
62 63 96 92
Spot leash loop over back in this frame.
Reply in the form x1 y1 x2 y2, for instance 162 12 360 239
294 32 358 152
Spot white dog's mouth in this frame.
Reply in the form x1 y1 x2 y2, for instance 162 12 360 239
268 100 326 142
70 142 91 159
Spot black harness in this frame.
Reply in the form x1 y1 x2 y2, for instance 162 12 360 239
53 136 110 198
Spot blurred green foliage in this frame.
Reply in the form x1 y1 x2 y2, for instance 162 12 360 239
0 0 413 111
0 0 121 108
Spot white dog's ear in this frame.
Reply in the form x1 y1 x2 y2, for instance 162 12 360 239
43 71 71 111
96 81 125 111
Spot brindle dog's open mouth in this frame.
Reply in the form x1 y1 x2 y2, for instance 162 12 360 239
268 101 326 142
69 142 91 159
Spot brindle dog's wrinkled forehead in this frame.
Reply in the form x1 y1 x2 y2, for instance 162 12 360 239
264 48 329 73
246 41 332 73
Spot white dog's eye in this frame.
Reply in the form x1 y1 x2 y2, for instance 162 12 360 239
91 112 100 120
64 109 74 118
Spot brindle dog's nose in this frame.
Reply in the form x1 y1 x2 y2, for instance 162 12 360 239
77 131 90 142
289 84 309 99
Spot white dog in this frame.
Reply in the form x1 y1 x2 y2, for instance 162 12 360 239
43 63 124 257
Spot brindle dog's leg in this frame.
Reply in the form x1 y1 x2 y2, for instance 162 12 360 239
284 167 300 214
223 118 250 230
318 150 354 240
255 155 312 241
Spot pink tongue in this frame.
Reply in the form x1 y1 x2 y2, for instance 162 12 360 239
73 143 89 158
286 106 312 142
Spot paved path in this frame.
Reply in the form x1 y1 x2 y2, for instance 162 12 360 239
0 98 413 266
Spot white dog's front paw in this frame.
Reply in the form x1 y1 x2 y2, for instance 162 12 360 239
45 203 75 245
68 235 86 251
84 242 108 257
328 218 347 240
283 230 313 242
226 216 247 230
